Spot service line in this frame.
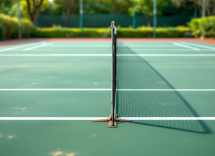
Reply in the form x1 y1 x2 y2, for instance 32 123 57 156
172 42 200 51
0 117 215 120
0 43 44 53
24 43 52 51
181 42 215 50
0 54 215 57
0 89 111 91
0 89 215 91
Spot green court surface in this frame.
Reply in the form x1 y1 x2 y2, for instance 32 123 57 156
0 41 215 156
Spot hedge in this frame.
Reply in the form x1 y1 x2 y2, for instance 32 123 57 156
36 26 190 38
0 26 5 40
0 14 35 39
188 16 215 38
0 14 191 39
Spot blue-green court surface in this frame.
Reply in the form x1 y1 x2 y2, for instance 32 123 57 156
0 41 215 156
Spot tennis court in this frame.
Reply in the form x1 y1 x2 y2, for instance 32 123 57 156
0 39 215 156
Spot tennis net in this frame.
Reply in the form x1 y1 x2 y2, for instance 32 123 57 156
94 21 209 131
93 21 131 127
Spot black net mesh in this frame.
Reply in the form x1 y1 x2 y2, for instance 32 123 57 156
115 43 210 134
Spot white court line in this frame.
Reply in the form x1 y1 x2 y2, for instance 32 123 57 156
50 45 111 47
119 117 215 120
49 45 178 48
0 43 43 52
118 54 215 56
117 89 215 91
0 117 106 120
0 89 215 91
24 43 52 51
0 54 215 57
126 49 206 51
172 42 200 51
0 117 215 120
0 54 112 56
120 46 179 47
0 89 111 91
181 42 215 50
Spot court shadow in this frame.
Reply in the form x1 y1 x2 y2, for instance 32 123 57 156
116 43 211 134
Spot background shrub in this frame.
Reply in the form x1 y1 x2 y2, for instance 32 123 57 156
0 14 34 39
36 26 190 38
188 16 215 38
36 27 110 38
0 26 5 40
0 13 191 39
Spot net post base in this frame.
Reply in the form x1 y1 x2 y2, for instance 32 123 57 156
93 114 132 128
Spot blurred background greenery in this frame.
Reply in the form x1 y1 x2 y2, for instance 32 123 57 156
0 0 215 40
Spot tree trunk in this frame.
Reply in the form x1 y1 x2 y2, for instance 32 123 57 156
66 5 71 27
26 0 44 25
206 5 214 16
30 8 40 24
72 0 78 14
65 0 78 28
146 15 151 27
212 6 215 15
177 7 181 14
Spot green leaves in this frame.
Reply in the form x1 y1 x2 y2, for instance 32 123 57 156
188 16 215 38
0 14 35 39
21 0 50 17
0 25 5 40
36 26 190 38
200 17 215 38
172 0 186 8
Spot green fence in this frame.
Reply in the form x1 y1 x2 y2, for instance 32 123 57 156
36 14 192 28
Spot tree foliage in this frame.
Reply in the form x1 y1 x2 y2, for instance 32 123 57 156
100 0 132 14
172 0 186 8
0 0 16 9
53 0 78 27
189 0 215 16
52 0 132 14
129 0 171 26
54 0 78 15
21 0 50 24
0 0 17 14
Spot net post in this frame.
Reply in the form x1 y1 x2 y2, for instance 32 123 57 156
93 21 132 128
110 21 116 127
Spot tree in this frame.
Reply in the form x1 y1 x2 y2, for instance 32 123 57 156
172 0 186 14
189 0 215 16
130 0 171 27
101 0 132 14
0 0 17 13
21 0 50 24
54 0 79 27
0 0 15 8
82 0 111 14
172 0 186 8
